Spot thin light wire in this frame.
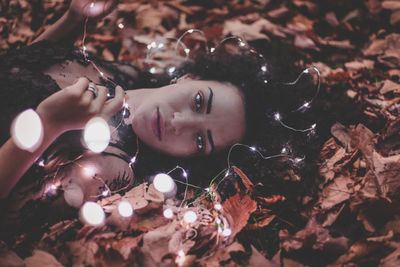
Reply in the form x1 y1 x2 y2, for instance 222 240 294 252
174 29 209 57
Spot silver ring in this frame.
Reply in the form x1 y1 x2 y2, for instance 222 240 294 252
87 85 98 98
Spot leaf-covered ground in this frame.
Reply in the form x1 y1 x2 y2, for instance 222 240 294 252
1 0 400 266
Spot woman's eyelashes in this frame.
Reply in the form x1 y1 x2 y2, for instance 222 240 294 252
194 90 204 112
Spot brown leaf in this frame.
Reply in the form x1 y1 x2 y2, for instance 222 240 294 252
267 7 290 20
345 59 375 72
332 240 392 265
390 10 400 25
112 235 143 261
222 191 257 240
280 217 349 252
319 175 354 210
67 239 98 267
380 246 400 266
330 122 352 150
246 214 276 230
382 1 400 10
223 19 270 41
0 242 24 267
379 79 400 94
232 165 254 192
294 33 319 50
325 12 339 27
23 250 63 267
196 242 245 267
248 246 280 267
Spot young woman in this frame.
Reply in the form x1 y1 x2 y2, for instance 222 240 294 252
0 0 327 226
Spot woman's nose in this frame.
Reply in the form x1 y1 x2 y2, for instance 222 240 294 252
171 112 199 135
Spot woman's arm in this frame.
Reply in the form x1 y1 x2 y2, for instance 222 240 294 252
0 78 124 198
32 0 119 44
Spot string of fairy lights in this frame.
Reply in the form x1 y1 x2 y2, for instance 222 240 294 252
9 2 321 264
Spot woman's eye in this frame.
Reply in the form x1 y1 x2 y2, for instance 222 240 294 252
196 134 204 152
194 91 203 112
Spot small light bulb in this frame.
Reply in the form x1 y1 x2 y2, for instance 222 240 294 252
151 41 156 48
178 250 185 257
264 79 268 84
12 109 43 152
281 147 287 154
102 190 109 197
294 157 303 163
304 69 309 74
118 23 124 29
311 123 316 129
216 218 221 224
250 146 256 151
239 41 246 47
100 72 104 77
168 66 176 73
163 208 174 219
214 203 222 210
184 48 190 54
183 211 197 223
158 43 164 49
153 173 175 193
302 102 310 108
274 112 281 121
188 29 194 33
261 65 267 72
210 47 215 53
84 117 110 153
38 160 45 167
149 67 156 74
118 201 133 217
224 171 229 177
130 156 136 164
64 183 84 208
83 45 87 51
83 166 96 177
222 228 232 236
182 171 188 178
147 44 152 50
80 201 105 226
90 2 94 8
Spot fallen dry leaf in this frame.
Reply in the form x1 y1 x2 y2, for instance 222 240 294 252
24 250 63 267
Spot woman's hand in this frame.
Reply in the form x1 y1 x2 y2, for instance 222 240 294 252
36 77 124 137
68 0 119 21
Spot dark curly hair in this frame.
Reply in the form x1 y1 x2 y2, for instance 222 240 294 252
112 44 327 202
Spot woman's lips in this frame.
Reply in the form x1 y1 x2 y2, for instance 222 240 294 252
151 108 164 141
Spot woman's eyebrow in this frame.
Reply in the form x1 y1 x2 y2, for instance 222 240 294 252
206 87 213 114
207 129 215 153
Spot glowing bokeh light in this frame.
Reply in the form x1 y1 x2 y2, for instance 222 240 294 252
80 201 105 226
222 228 232 236
118 201 133 217
84 117 110 153
153 173 175 193
163 208 174 219
12 109 43 152
64 183 84 208
183 211 197 223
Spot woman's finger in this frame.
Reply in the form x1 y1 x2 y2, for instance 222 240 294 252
67 77 90 96
90 85 108 112
81 83 97 106
102 86 125 119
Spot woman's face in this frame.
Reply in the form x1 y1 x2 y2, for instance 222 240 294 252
131 77 246 156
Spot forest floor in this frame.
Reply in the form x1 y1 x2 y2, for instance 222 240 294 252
1 0 400 266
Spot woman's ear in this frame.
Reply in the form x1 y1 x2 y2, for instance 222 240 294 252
176 73 200 83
